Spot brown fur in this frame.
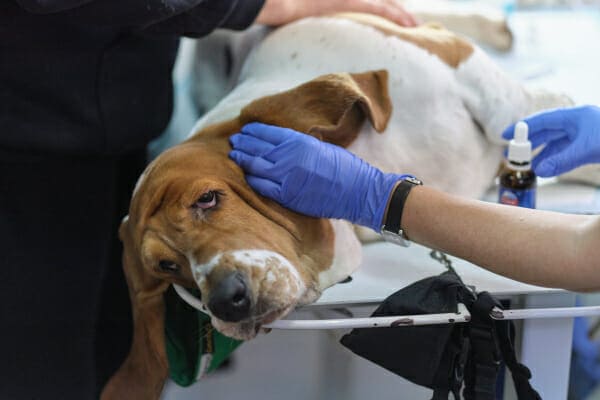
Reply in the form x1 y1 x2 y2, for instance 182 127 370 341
102 71 389 399
335 12 474 68
240 70 392 147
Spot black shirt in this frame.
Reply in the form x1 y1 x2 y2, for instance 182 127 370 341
0 0 264 156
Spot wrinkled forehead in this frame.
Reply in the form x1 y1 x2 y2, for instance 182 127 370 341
129 141 242 219
152 141 238 180
140 140 240 189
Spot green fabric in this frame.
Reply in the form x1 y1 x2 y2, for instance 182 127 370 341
164 286 243 387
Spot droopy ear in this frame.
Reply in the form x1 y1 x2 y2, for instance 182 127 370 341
101 217 169 400
239 70 392 148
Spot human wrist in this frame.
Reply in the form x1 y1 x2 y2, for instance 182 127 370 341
370 173 416 233
379 174 422 246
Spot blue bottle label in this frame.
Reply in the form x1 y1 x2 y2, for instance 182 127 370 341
498 186 536 209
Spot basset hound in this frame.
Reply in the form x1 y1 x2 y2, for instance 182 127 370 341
102 13 572 399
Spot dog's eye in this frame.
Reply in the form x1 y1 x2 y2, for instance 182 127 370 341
158 260 180 273
194 190 218 210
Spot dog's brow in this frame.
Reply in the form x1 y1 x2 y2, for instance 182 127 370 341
143 229 182 257
156 232 179 252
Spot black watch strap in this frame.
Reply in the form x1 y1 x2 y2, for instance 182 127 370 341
381 176 422 246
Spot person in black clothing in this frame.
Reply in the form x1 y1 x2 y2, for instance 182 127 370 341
0 1 415 398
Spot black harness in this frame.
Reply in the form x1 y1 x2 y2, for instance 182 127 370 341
341 266 541 400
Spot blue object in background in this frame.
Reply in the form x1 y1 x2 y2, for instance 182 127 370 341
569 298 600 400
149 39 201 160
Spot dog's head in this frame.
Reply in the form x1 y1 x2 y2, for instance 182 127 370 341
121 133 335 339
121 70 391 341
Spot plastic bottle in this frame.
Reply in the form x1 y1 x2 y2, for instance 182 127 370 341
498 121 537 208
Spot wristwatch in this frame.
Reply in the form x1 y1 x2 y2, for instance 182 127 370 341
381 175 423 247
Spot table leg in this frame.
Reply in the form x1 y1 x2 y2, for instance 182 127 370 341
519 292 576 399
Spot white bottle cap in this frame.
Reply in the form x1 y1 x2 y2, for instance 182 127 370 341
507 121 532 170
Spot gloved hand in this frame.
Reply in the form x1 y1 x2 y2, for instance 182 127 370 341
502 106 600 177
229 122 407 232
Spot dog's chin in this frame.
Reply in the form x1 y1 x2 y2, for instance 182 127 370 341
211 304 295 341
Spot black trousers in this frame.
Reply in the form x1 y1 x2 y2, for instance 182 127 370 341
0 150 146 399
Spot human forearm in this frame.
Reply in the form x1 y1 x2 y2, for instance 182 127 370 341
402 185 599 291
255 0 416 27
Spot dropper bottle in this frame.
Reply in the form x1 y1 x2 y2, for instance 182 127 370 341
498 121 537 208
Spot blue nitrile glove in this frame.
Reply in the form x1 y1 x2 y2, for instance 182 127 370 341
502 106 600 177
229 122 407 232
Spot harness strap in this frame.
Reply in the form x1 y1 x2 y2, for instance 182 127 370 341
432 388 450 400
463 292 502 400
495 317 542 400
431 387 462 400
474 292 541 400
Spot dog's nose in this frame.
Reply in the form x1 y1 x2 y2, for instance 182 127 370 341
207 272 251 322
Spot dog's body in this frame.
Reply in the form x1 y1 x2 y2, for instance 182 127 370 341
103 13 572 399
195 15 517 195
192 0 514 116
192 13 570 238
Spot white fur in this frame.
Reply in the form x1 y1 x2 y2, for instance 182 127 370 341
194 249 308 339
191 249 306 295
317 220 363 290
231 250 304 288
190 253 219 287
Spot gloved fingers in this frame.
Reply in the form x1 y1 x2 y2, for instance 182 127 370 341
229 150 280 181
502 127 566 156
501 124 516 141
246 175 282 200
591 362 600 381
522 108 570 133
528 129 568 150
533 140 577 177
230 133 276 157
532 138 569 173
570 104 600 123
540 143 588 177
503 118 570 145
241 122 300 145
